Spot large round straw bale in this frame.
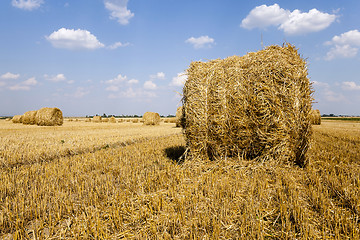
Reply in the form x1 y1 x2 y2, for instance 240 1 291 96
310 109 321 125
109 116 116 123
35 107 63 126
12 115 23 123
183 44 313 166
142 112 161 125
22 110 38 125
93 116 102 123
175 106 185 127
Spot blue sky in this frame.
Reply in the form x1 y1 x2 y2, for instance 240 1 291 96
1 0 360 116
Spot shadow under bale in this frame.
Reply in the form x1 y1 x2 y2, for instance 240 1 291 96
165 146 186 164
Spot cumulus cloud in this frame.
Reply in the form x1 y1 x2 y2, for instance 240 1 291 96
108 87 156 99
170 72 187 87
325 30 360 60
0 72 20 80
150 72 165 80
342 81 360 91
12 0 43 11
107 41 130 49
186 36 215 49
44 73 66 82
241 4 337 35
104 0 134 25
143 80 157 90
241 4 290 29
46 28 105 50
104 74 139 92
9 77 38 91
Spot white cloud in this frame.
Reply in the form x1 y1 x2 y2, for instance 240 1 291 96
74 87 90 98
279 9 336 35
9 77 38 91
325 44 358 60
241 4 290 29
104 74 139 92
186 36 215 49
105 85 120 92
329 30 360 46
325 30 360 60
342 81 360 91
0 81 6 87
143 80 157 90
44 73 66 82
241 4 337 35
171 72 187 87
108 87 156 99
128 79 139 84
46 28 105 50
150 72 165 80
0 72 20 80
107 41 130 49
12 0 43 11
104 0 134 25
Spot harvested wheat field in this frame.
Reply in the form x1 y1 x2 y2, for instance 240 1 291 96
0 119 359 239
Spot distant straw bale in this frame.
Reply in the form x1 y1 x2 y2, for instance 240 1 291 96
93 116 102 123
176 106 184 127
310 109 321 125
5 118 11 121
12 115 23 123
183 44 313 167
35 107 63 126
142 112 161 125
22 110 38 125
109 116 116 123
102 118 109 123
118 119 124 123
85 118 91 122
131 119 139 123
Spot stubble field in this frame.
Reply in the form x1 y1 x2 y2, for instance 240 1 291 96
0 120 359 239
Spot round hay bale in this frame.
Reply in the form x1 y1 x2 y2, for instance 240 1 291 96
22 110 38 125
183 44 313 167
85 118 91 122
102 118 109 123
175 106 185 127
12 115 23 123
109 116 116 123
93 116 102 123
35 107 63 126
142 112 161 125
310 109 321 125
118 119 124 123
131 118 139 123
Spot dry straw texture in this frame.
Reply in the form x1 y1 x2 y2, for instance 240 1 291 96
109 116 116 123
35 107 63 126
12 115 23 123
176 106 184 127
93 116 102 123
310 109 321 125
183 44 313 166
143 112 161 125
102 118 109 123
22 110 38 125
